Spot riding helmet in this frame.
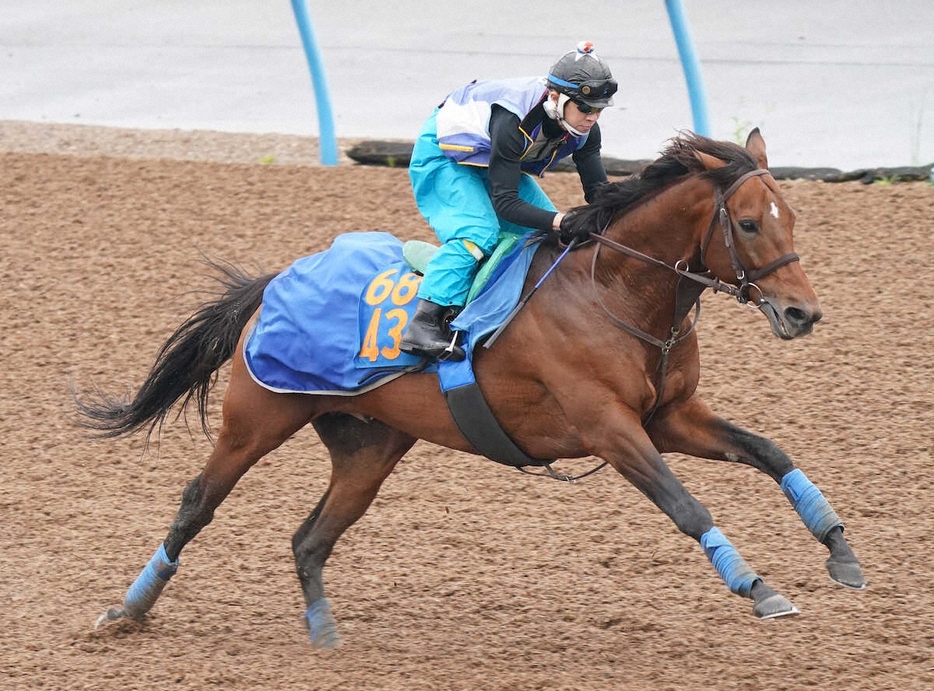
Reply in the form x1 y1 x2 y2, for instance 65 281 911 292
546 41 618 108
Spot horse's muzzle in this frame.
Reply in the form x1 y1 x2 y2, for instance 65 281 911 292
758 296 822 340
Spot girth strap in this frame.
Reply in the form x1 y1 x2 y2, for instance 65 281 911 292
444 382 553 468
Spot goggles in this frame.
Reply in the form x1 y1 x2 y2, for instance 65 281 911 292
573 100 604 115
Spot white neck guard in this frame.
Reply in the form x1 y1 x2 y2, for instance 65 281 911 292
543 93 586 137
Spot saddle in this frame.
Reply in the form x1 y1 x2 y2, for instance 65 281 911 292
401 231 525 304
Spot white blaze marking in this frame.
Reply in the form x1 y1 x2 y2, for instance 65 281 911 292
770 202 780 218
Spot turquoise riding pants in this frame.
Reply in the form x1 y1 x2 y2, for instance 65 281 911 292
409 110 556 307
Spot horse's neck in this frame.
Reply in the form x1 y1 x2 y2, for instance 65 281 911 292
576 176 713 334
607 176 712 268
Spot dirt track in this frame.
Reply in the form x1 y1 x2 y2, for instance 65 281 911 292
1 129 932 690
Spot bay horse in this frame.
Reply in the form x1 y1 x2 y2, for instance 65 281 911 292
78 130 866 648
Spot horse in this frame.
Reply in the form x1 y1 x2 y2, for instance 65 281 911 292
77 129 866 648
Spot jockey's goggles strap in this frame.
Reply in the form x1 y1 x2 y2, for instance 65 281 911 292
546 74 618 100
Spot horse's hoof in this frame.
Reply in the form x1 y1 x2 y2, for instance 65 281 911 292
827 558 868 590
753 593 800 620
310 626 342 649
94 606 127 629
304 599 342 649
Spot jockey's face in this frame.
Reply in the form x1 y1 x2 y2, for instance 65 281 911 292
549 90 603 134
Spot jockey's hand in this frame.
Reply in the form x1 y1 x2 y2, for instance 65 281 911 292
558 209 590 244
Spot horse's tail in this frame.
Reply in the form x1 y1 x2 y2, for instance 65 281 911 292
74 259 278 442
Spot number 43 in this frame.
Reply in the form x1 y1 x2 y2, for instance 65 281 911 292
359 269 421 362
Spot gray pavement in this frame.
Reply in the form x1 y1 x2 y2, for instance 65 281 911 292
1 1 932 170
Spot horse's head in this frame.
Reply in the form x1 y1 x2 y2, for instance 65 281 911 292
574 129 821 340
694 129 822 339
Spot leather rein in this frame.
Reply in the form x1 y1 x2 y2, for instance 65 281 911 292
588 168 800 422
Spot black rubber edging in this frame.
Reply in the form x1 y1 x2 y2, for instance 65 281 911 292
346 140 933 184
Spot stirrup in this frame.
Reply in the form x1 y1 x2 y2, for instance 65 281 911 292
438 331 465 362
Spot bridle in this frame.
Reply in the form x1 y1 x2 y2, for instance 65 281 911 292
698 168 800 304
588 167 800 421
592 168 799 306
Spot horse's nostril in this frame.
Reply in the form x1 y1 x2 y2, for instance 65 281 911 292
785 306 810 326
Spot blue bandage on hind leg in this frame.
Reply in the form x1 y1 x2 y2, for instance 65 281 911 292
122 543 179 618
700 527 759 597
780 468 843 542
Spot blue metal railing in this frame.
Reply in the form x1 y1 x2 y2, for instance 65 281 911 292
290 0 339 166
665 0 711 136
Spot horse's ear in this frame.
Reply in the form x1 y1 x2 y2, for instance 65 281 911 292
695 151 727 171
745 127 769 169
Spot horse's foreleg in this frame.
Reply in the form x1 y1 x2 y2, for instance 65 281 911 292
648 396 866 590
97 362 318 628
293 413 416 648
591 412 798 619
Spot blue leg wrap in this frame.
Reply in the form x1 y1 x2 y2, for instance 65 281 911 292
700 527 759 597
304 598 340 647
122 543 179 618
780 468 843 542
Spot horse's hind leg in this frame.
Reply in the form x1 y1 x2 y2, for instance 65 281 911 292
97 360 318 627
649 396 867 590
293 413 415 648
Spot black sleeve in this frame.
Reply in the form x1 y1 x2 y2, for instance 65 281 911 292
571 123 608 203
487 106 560 232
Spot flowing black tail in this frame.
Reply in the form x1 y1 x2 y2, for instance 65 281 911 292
74 259 278 441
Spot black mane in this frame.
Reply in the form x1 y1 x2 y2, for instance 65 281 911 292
567 132 759 236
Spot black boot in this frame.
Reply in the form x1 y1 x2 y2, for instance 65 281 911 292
400 299 465 361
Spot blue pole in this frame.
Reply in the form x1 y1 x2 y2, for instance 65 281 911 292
290 0 339 165
664 0 711 136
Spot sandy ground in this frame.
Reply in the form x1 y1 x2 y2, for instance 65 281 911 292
1 123 932 690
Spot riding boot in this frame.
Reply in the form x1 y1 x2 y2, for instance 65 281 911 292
400 299 465 361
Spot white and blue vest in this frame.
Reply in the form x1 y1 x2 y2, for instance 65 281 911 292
435 76 589 176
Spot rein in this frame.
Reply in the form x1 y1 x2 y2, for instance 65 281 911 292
589 167 798 421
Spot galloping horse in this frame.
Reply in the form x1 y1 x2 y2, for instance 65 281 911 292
78 130 865 648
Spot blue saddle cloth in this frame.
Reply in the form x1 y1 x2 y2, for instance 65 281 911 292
244 231 540 395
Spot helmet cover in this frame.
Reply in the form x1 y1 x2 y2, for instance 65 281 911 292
546 41 618 108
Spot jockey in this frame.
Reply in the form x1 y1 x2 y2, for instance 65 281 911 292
400 41 618 361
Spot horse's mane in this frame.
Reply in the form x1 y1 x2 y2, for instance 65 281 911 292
565 132 759 236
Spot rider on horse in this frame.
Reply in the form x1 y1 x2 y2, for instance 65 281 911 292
399 41 618 361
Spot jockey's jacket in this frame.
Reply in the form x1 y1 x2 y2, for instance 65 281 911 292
435 76 589 176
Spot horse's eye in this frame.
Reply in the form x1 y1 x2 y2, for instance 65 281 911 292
738 219 759 234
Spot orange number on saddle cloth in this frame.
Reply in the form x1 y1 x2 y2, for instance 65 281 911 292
359 269 421 362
